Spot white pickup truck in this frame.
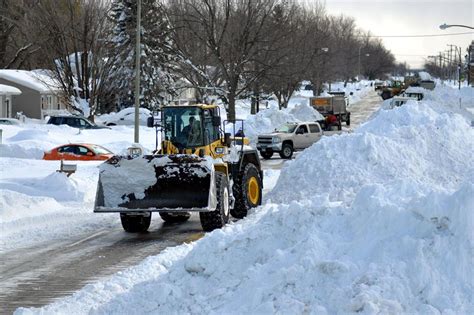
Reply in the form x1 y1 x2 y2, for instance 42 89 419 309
256 122 324 159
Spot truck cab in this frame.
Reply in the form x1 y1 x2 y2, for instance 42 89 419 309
257 122 323 159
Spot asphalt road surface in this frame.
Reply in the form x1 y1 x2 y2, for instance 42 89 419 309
0 90 382 314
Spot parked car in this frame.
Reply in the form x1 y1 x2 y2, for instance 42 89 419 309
0 118 21 125
98 107 152 126
257 122 324 159
43 143 114 161
390 96 418 109
47 115 108 129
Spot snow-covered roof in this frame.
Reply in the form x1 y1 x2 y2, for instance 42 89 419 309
0 84 22 95
0 70 60 93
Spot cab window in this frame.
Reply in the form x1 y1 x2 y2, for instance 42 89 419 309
309 124 320 133
296 125 308 134
203 109 220 145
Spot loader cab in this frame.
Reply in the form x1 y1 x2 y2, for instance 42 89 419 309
162 105 222 150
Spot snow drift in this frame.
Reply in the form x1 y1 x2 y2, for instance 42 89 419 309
19 87 474 314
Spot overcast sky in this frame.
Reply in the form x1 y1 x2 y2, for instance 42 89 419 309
324 0 474 68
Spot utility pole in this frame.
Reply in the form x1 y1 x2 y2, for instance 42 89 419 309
134 0 142 143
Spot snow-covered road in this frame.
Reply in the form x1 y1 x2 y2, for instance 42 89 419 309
0 90 382 313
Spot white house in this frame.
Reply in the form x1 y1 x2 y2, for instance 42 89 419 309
0 70 68 119
0 84 22 118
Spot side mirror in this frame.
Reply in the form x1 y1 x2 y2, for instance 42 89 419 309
147 116 154 128
212 116 221 127
296 129 303 135
223 132 232 147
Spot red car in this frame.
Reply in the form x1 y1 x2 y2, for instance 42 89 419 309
43 143 114 161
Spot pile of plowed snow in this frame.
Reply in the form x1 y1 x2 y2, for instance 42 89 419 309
20 87 474 314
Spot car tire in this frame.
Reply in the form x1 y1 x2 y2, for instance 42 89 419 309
260 150 273 159
120 213 151 233
200 172 230 231
159 212 191 223
279 143 293 159
231 163 262 219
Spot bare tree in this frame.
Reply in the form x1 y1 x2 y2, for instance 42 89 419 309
30 0 117 117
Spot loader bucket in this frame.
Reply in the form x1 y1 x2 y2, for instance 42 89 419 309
94 154 217 212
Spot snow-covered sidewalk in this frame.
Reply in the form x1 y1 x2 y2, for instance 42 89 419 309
16 86 474 314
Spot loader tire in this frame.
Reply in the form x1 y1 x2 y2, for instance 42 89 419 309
231 163 262 219
200 173 230 232
159 212 191 223
120 213 151 233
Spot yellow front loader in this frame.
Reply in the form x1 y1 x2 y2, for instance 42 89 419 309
94 104 263 232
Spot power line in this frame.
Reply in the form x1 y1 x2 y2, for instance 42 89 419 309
359 31 474 38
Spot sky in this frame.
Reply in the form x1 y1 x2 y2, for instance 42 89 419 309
323 0 474 69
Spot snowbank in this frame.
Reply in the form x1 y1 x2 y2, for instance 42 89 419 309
0 158 118 252
19 87 473 314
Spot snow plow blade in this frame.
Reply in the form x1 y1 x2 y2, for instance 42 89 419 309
94 155 216 212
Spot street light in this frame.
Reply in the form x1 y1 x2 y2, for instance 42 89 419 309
439 23 474 30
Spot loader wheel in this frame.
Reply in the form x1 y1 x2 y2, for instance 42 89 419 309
260 150 273 159
120 213 151 233
279 143 293 159
231 163 262 219
159 212 191 223
200 173 230 232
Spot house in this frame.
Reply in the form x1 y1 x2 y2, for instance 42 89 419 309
0 70 67 119
0 84 22 118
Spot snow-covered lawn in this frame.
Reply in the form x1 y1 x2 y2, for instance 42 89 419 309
13 85 474 314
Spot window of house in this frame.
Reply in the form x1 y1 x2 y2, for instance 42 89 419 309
41 96 47 109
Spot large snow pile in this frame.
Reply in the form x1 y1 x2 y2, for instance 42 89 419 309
20 88 474 314
241 103 324 143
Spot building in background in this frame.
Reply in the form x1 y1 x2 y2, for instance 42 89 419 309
0 70 68 119
0 84 22 118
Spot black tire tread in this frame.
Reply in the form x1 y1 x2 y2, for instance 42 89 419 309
200 173 229 231
120 213 151 233
231 163 262 219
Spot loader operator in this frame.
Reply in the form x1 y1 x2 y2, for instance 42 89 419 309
181 116 202 146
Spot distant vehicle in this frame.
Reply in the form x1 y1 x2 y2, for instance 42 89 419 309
257 121 324 159
43 143 114 161
0 118 21 125
309 94 350 129
390 96 418 109
403 86 426 101
47 115 108 129
419 80 435 90
380 80 405 100
99 107 151 126
374 81 385 91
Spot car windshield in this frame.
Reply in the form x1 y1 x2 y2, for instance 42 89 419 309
275 124 297 133
163 107 203 148
90 145 112 155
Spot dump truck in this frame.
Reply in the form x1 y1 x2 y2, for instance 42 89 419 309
94 104 263 232
309 93 350 130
